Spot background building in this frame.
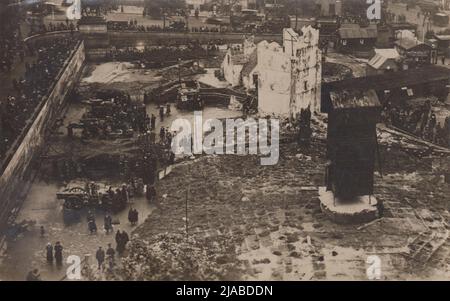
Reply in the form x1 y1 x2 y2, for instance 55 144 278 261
336 23 378 57
316 0 342 16
366 48 400 76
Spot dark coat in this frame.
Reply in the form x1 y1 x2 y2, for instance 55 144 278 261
96 249 105 263
106 247 115 258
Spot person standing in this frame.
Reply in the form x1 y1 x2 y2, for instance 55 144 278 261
159 105 164 121
106 243 115 269
116 235 125 256
159 127 165 143
132 208 139 226
117 230 130 256
376 198 384 219
150 130 156 144
150 114 156 131
46 243 53 264
54 241 63 267
87 210 95 223
128 208 134 225
95 247 105 270
121 185 129 206
121 231 130 247
88 219 97 234
115 230 122 249
146 185 156 202
104 214 113 234
166 130 172 147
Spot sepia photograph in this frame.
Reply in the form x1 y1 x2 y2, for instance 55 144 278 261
0 0 448 286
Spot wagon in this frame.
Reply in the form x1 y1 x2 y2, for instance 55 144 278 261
57 181 127 223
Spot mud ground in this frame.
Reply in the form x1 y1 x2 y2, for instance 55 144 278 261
0 61 243 281
118 124 450 280
1 60 448 281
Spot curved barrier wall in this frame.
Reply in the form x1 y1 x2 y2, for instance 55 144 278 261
0 40 86 231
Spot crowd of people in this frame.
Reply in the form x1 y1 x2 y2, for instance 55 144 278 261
105 20 281 34
107 20 186 33
94 231 130 271
78 93 149 140
382 100 450 148
1 37 79 161
106 18 233 33
28 20 76 36
0 11 24 74
135 103 176 184
108 42 218 63
28 217 134 280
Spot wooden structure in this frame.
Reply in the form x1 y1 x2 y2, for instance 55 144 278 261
395 38 437 67
336 23 378 56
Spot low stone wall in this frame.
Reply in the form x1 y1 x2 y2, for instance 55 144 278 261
0 41 86 231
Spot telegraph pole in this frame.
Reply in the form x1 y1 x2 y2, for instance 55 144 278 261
185 185 188 242
185 164 189 242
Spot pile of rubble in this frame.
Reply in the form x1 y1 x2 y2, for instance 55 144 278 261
119 233 243 280
112 112 448 280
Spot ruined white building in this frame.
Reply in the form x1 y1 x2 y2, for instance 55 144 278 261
222 27 322 117
221 37 256 87
257 27 322 116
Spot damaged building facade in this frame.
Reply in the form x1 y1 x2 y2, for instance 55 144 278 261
222 27 322 117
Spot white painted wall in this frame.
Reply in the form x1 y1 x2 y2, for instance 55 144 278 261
257 27 322 117
222 50 244 87
257 40 292 116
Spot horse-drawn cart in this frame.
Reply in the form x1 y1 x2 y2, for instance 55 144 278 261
57 181 127 223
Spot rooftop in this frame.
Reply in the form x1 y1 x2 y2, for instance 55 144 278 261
368 49 400 70
374 48 400 59
338 24 377 39
395 38 431 50
387 22 417 30
434 34 450 41
323 65 450 93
